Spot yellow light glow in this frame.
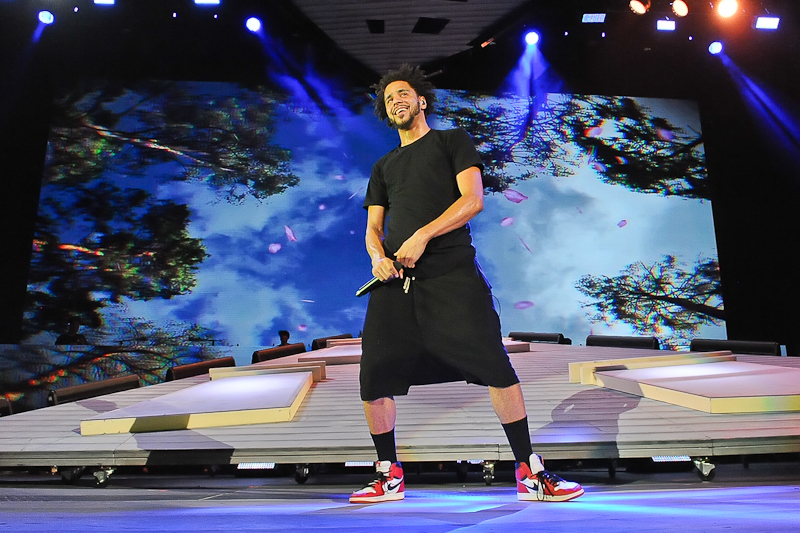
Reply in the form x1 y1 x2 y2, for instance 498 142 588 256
672 0 689 17
629 0 651 15
718 0 738 18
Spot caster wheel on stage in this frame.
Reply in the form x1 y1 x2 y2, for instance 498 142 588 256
697 467 716 481
295 464 310 484
693 458 716 481
93 468 115 488
482 461 495 486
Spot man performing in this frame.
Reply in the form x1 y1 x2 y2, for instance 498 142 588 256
350 65 584 504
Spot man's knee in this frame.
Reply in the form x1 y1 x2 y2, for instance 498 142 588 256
364 396 394 407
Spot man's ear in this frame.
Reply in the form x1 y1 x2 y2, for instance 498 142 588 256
420 97 427 109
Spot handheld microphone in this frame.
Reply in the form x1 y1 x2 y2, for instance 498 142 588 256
355 261 403 297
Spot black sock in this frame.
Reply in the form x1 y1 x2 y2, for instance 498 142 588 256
502 417 533 464
371 429 397 464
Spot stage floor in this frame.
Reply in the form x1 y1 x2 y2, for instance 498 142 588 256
1 461 799 533
1 344 799 470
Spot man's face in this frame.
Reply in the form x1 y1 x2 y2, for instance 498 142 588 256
383 80 426 130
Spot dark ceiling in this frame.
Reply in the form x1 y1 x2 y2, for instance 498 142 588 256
1 0 798 92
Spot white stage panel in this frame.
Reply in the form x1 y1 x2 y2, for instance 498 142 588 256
80 372 313 435
596 361 800 413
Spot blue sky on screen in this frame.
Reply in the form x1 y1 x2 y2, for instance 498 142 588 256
39 82 724 349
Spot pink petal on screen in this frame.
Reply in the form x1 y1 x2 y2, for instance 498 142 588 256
501 217 515 227
584 126 603 137
617 219 628 228
519 236 533 254
284 225 298 242
268 243 282 254
503 189 528 203
319 204 327 210
656 128 674 141
333 174 346 181
514 301 535 310
297 324 307 332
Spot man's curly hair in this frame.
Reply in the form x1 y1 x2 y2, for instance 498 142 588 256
372 64 437 126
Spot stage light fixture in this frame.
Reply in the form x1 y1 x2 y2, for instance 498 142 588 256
94 0 115 5
657 19 676 31
524 31 540 46
652 455 692 462
345 461 374 467
582 13 606 23
246 17 262 32
672 1 689 17
708 41 723 54
38 11 55 24
237 462 275 470
195 0 221 4
629 0 651 15
717 0 738 18
754 16 780 30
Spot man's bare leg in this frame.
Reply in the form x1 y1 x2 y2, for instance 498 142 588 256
363 397 396 435
489 383 527 424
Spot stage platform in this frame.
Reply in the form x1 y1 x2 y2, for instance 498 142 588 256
1 344 799 472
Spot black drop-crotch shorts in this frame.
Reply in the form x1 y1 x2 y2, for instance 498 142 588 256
360 259 520 401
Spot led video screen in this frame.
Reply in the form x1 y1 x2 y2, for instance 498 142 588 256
27 80 725 353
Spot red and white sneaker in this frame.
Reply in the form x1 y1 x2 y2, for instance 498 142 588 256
516 454 584 502
349 460 405 503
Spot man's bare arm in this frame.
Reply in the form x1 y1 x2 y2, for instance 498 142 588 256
366 205 402 281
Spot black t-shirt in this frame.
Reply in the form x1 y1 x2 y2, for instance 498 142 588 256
364 128 483 278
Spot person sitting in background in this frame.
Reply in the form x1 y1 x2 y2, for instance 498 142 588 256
55 322 88 345
278 330 291 346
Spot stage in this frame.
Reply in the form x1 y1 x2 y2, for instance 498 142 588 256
1 343 799 483
1 461 799 533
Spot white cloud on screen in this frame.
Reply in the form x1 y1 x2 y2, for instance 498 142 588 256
122 263 317 346
474 161 718 343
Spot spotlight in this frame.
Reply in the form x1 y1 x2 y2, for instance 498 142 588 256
524 31 540 46
629 0 651 15
657 19 676 31
582 13 606 23
672 0 689 17
246 17 262 32
38 11 55 25
237 462 275 470
94 0 115 4
754 16 780 30
708 41 723 54
717 0 738 18
194 0 221 4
